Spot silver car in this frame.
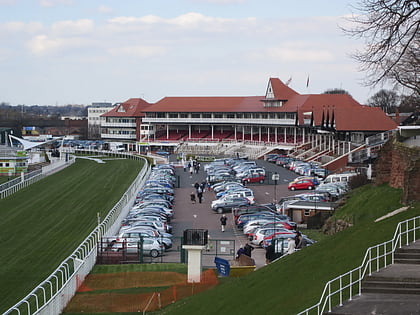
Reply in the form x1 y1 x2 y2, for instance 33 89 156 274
111 238 165 257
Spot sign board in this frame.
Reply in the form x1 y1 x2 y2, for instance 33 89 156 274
272 173 280 181
214 256 230 277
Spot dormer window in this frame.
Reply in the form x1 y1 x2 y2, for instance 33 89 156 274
117 105 126 113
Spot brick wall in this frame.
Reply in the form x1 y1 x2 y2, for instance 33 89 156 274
375 137 420 203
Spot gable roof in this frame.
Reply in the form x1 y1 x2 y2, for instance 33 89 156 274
101 98 151 117
265 77 299 100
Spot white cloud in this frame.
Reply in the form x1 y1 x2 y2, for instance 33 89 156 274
51 19 94 35
265 46 334 62
0 21 43 34
38 0 74 8
108 12 254 31
108 45 167 58
97 5 113 14
27 34 90 55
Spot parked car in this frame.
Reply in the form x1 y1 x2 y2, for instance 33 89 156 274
116 229 172 250
232 204 278 222
288 179 316 191
250 227 294 246
111 238 165 257
236 211 280 229
241 173 266 184
220 189 255 204
211 195 250 213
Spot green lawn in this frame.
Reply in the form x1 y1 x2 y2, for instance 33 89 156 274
156 184 420 315
0 157 144 313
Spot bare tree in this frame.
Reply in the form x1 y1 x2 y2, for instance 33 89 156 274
367 89 399 113
323 88 351 95
343 0 420 96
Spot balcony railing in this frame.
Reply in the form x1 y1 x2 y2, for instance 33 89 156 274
101 122 136 127
100 133 137 140
142 117 296 125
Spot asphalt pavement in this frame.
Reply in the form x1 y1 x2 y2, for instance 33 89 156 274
168 156 298 268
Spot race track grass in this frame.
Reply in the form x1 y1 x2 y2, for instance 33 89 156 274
0 157 144 313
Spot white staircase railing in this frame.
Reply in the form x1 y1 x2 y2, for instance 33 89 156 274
297 215 420 315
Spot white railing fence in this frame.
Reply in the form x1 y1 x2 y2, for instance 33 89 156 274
0 157 75 199
297 215 420 315
3 150 151 315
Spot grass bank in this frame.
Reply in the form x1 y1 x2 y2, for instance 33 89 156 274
0 157 144 313
157 184 420 315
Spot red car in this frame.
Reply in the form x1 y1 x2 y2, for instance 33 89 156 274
241 174 265 184
288 179 315 191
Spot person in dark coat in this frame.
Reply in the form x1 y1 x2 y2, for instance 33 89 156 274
190 192 196 204
197 186 203 203
244 243 254 257
220 214 227 232
265 243 276 264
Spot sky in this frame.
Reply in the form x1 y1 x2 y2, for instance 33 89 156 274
0 0 378 106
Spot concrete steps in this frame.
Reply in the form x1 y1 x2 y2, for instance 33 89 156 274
326 241 420 314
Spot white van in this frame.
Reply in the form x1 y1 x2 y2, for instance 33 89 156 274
322 172 358 184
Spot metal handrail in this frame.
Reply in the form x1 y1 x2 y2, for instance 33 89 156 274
3 150 150 315
297 215 420 315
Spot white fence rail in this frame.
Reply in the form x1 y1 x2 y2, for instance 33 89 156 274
0 157 76 199
3 150 151 315
297 215 420 315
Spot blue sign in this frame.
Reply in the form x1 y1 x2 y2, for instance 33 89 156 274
214 256 230 277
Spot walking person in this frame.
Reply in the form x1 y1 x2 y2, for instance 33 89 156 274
190 191 196 204
220 214 227 232
197 186 203 203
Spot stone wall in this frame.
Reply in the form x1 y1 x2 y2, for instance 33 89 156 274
375 137 420 203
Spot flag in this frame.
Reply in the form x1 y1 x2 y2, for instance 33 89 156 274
306 75 310 87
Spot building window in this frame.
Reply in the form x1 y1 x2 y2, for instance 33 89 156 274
180 113 188 118
169 113 178 118
227 113 234 118
214 113 223 118
157 113 166 118
191 113 201 118
304 209 311 216
243 113 251 118
236 113 243 118
203 113 211 118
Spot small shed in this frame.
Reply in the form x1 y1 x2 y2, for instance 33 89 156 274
284 200 339 227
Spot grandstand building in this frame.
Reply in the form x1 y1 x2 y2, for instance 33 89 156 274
100 78 397 168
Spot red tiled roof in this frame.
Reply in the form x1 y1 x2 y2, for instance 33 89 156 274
267 77 299 100
144 96 266 112
109 78 397 132
101 98 151 117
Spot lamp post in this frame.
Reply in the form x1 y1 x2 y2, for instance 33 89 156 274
272 172 279 203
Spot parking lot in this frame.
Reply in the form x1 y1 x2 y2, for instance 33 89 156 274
169 157 299 268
